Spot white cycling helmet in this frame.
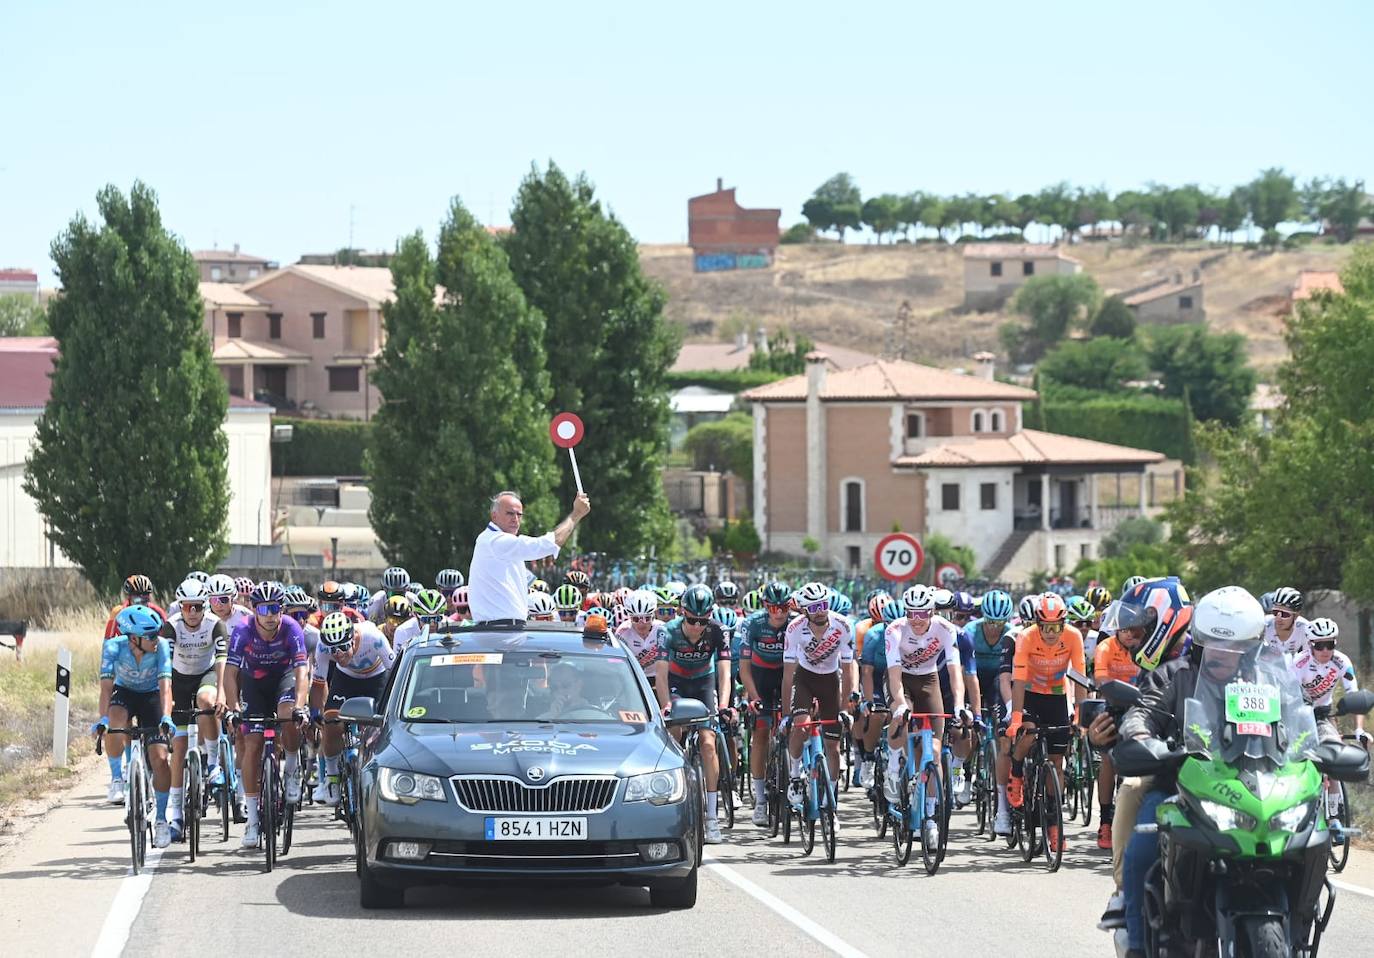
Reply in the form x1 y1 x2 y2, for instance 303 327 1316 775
624 590 658 618
527 592 558 621
1017 594 1039 623
1271 586 1303 612
207 573 236 599
796 581 831 611
664 581 688 599
175 578 209 603
902 584 936 612
1308 617 1339 642
382 566 411 591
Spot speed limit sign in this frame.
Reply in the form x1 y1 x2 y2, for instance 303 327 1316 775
874 533 924 582
935 562 965 587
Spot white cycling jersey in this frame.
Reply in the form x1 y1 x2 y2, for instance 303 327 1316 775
166 611 229 676
616 620 666 676
1292 649 1357 708
885 615 960 677
1263 614 1312 658
783 612 854 675
313 620 394 680
1080 627 1101 663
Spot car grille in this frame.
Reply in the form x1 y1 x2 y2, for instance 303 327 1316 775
428 839 645 870
451 775 618 813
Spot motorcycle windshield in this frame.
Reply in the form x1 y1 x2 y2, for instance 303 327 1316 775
1185 640 1320 767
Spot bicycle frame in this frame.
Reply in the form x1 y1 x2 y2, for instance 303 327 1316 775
791 718 839 820
893 713 945 830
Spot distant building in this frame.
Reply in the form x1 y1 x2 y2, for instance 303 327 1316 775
1291 270 1344 305
1251 383 1283 434
193 245 277 284
688 179 781 273
0 269 39 302
1121 270 1205 325
962 244 1081 310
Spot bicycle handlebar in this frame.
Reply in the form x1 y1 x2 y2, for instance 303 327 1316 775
94 725 164 755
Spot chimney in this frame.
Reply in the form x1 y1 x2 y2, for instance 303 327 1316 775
233 242 240 256
806 351 829 399
716 177 724 192
805 351 829 547
754 326 769 354
973 351 996 381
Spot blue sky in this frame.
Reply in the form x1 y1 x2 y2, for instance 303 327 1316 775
4 0 1371 284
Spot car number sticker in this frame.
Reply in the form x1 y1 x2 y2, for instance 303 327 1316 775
431 653 502 666
405 706 426 718
485 816 588 840
618 710 647 723
1225 682 1279 725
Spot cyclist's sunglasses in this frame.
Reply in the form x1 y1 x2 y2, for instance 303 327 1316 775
209 594 233 604
802 601 830 615
1311 641 1336 651
386 614 407 623
418 614 444 626
906 609 932 620
181 602 206 613
764 602 789 613
320 601 342 612
950 611 972 622
1273 609 1296 620
1039 620 1065 634
631 614 653 623
255 602 283 615
684 615 711 626
287 608 310 621
130 593 152 604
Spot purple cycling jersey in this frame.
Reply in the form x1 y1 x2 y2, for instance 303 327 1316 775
227 615 308 680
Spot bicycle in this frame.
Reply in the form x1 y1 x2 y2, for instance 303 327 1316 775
887 711 951 874
171 706 217 861
237 714 298 872
734 706 753 809
96 724 162 875
1007 723 1071 873
1063 725 1097 827
763 708 790 840
1325 733 1366 873
714 711 738 829
789 711 840 862
863 704 892 839
207 715 244 842
683 712 734 832
838 711 854 793
971 717 998 838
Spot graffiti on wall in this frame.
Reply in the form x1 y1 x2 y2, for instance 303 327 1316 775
693 250 774 273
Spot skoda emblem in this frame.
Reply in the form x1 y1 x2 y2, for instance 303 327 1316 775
527 766 545 782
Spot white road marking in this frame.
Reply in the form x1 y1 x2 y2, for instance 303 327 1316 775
90 846 164 958
1332 877 1374 900
704 855 869 958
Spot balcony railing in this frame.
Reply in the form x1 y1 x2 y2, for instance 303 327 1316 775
1013 504 1145 532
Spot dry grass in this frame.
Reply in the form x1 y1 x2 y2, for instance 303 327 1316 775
0 569 103 629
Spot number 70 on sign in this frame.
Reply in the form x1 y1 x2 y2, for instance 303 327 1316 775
874 532 924 581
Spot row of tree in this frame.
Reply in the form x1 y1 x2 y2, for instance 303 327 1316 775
798 169 1371 246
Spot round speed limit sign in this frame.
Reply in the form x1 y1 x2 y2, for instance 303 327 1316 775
874 533 924 582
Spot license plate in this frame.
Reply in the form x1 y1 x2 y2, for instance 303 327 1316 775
484 816 588 840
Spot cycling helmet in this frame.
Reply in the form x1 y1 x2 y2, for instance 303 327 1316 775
1271 586 1303 612
1308 618 1339 643
450 586 470 611
867 591 893 622
554 584 584 612
1035 594 1068 624
742 589 763 613
1017 595 1040 623
901 584 935 612
712 606 739 631
1104 577 1193 671
250 581 287 606
175 578 208 603
319 612 355 649
951 591 976 615
1258 591 1277 614
116 604 164 638
436 568 465 591
611 606 632 629
1120 575 1147 596
681 584 715 618
185 570 209 585
761 581 792 607
412 588 446 619
864 587 887 604
796 581 832 613
586 605 612 622
830 592 854 617
353 585 371 612
714 581 740 605
404 581 423 595
284 586 312 610
527 592 557 620
932 588 955 611
1190 586 1264 648
381 566 411 592
1085 585 1112 612
207 573 236 599
625 590 658 618
233 576 255 596
665 581 688 599
564 569 592 590
340 583 359 606
318 580 346 603
123 573 154 597
1066 595 1096 624
878 597 903 623
981 590 1013 622
583 591 610 612
529 579 550 594
384 594 412 619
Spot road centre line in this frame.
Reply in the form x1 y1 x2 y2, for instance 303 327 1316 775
90 845 164 958
704 855 869 958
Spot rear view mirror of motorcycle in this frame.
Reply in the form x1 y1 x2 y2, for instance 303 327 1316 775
1111 737 1184 776
1314 741 1371 783
1065 668 1094 691
1336 689 1374 717
1098 679 1142 711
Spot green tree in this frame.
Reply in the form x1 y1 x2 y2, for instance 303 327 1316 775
1145 324 1256 427
1035 182 1073 237
1312 177 1370 242
367 205 559 579
861 194 902 243
1153 184 1203 241
1003 274 1103 362
920 532 978 584
1088 295 1137 339
503 163 678 556
23 182 228 594
1219 189 1248 244
1101 516 1164 558
0 295 47 336
804 173 862 243
748 327 813 375
780 222 814 244
683 413 753 479
1037 337 1149 392
1113 189 1157 238
1245 167 1298 233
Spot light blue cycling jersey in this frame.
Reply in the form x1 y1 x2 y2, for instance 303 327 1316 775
100 637 173 693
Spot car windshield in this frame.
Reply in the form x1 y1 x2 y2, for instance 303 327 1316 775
1182 639 1319 768
398 649 652 724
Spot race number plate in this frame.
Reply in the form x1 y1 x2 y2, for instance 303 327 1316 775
1225 682 1280 725
484 817 588 840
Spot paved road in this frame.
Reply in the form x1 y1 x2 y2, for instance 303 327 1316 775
5 764 1374 957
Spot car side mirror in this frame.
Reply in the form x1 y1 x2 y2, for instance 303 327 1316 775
1336 690 1374 718
1099 680 1142 711
665 697 711 728
1314 741 1370 783
339 696 382 727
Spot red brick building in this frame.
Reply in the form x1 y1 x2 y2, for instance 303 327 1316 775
688 179 780 272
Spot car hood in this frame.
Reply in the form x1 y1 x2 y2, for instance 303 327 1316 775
378 722 677 780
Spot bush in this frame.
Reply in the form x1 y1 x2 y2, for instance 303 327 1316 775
719 515 761 555
683 413 753 478
1043 392 1195 463
921 532 978 583
276 417 370 476
1038 338 1149 392
1089 296 1137 339
665 368 785 393
780 222 814 244
1102 517 1164 558
1071 542 1184 591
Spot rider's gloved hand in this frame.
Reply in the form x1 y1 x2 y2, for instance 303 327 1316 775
957 707 974 726
91 716 110 736
158 715 178 737
848 691 862 704
292 707 310 725
1357 729 1372 747
1004 711 1024 740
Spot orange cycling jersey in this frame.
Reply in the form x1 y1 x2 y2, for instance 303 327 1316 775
854 617 875 659
1094 636 1139 685
1012 623 1085 696
103 602 169 639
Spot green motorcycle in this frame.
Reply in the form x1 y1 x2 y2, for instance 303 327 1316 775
1111 641 1372 958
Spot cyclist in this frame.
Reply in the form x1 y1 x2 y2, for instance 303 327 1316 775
616 590 666 686
1006 593 1086 853
284 587 320 655
714 580 741 609
882 584 964 847
234 577 256 609
309 612 394 803
781 582 854 812
436 568 465 609
1067 595 1100 661
367 566 412 622
738 580 792 826
655 584 732 844
393 588 449 654
939 590 981 803
94 605 176 841
564 569 592 593
857 596 902 789
1091 614 1143 849
653 586 677 623
103 573 168 639
1292 618 1368 743
554 583 584 625
161 578 230 840
1263 586 1310 658
312 580 363 626
741 589 763 615
380 593 412 645
527 591 558 623
963 589 1016 832
222 582 310 848
205 574 248 633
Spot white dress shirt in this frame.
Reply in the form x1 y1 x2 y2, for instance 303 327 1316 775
468 522 560 622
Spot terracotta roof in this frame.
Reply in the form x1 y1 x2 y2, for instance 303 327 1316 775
0 336 57 351
200 282 270 310
1121 280 1201 307
1292 270 1344 301
672 340 877 374
961 243 1080 264
229 394 272 410
0 269 38 282
192 249 271 264
213 340 312 365
741 359 1037 403
894 429 1164 468
0 344 57 408
244 265 445 308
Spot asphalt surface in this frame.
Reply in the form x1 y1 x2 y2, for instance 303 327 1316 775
5 763 1374 958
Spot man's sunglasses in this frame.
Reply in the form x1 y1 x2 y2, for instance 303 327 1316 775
1039 621 1065 634
802 601 830 615
764 602 789 613
950 612 972 622
1273 610 1296 620
906 610 932 620
684 615 712 626
255 602 283 615
131 594 152 604
631 614 653 623
288 609 310 621
1311 641 1337 651
209 595 233 604
181 603 206 613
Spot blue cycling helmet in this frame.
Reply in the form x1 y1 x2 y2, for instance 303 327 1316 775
761 581 792 606
952 591 976 615
981 590 1013 621
878 598 903 623
116 604 164 638
712 606 739 631
830 592 853 617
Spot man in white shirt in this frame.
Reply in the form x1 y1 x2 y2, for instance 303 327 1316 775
468 490 591 623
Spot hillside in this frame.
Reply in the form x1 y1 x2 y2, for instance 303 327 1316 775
640 240 1358 372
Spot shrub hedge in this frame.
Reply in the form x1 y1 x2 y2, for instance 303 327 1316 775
275 417 370 476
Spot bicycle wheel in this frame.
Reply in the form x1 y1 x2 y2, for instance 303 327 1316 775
939 749 953 844
282 788 295 856
921 766 945 875
1039 763 1064 873
1064 747 1081 823
891 765 913 867
187 754 202 862
262 756 277 872
840 731 852 793
127 764 144 875
1079 740 1096 828
1329 780 1351 873
819 757 837 863
800 760 816 856
871 760 888 838
1018 767 1037 863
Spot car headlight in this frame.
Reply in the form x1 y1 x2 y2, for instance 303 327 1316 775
1270 801 1315 833
1199 799 1256 832
623 768 686 805
378 767 447 804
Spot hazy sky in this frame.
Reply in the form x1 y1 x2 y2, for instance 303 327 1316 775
4 0 1371 284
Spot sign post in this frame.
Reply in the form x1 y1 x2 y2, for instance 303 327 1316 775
53 647 71 768
550 412 586 494
874 532 924 584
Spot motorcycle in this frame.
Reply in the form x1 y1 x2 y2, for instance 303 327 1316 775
1109 641 1373 958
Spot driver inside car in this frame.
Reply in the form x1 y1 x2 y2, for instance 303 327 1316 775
538 664 596 720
